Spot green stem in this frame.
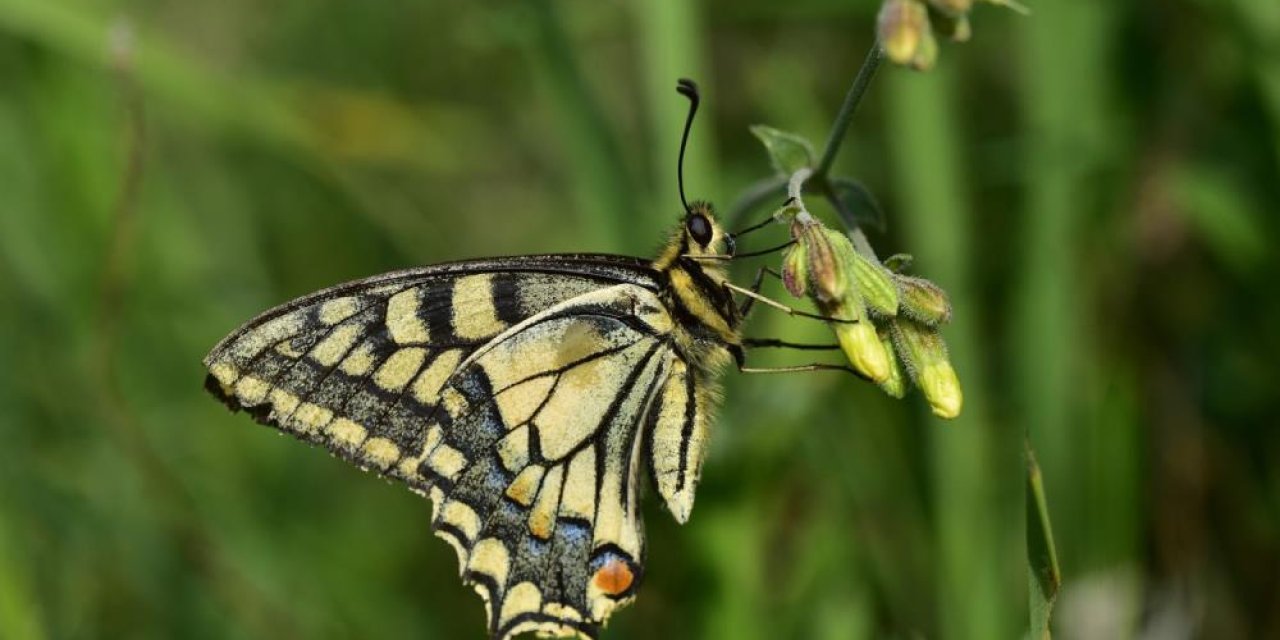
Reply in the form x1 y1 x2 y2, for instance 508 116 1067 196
815 43 883 178
814 42 885 262
727 42 882 233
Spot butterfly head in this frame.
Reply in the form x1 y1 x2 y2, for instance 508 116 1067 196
666 80 733 262
652 201 730 269
682 200 732 257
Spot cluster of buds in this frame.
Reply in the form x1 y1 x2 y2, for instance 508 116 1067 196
877 0 1026 71
778 207 963 419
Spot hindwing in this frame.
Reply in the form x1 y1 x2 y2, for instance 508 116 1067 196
423 284 676 638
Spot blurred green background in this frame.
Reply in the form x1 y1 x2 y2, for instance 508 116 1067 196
2 0 1278 638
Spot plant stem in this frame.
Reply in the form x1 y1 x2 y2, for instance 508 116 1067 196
815 43 883 179
727 42 883 242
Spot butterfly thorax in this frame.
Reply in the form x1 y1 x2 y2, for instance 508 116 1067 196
651 204 741 371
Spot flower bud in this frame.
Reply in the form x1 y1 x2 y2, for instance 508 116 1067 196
877 326 907 398
852 252 900 317
909 23 939 71
947 14 972 42
981 0 1030 15
792 221 854 303
891 320 963 419
896 275 952 326
781 243 808 298
877 0 930 66
928 0 972 15
808 226 847 303
919 358 962 418
833 317 892 384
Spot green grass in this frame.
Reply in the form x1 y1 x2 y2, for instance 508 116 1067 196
2 0 1278 638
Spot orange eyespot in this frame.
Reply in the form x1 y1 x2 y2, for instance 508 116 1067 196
592 558 635 596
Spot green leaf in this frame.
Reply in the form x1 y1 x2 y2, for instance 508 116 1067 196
882 253 915 273
831 177 888 232
749 125 815 176
1027 441 1062 640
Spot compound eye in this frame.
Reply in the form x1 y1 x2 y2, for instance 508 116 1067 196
687 213 713 247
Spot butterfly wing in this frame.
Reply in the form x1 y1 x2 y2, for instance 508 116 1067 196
203 256 689 639
204 254 654 483
424 283 678 638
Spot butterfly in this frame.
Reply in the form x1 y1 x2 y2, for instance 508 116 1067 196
203 79 838 639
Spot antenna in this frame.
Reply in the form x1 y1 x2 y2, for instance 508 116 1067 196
675 78 699 213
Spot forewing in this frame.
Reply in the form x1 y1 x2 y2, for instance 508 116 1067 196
421 284 676 640
203 255 658 492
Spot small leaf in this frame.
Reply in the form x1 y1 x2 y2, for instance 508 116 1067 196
831 178 887 232
883 253 915 273
749 125 816 176
1027 441 1062 640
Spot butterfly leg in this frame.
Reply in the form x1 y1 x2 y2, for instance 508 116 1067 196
735 266 771 318
725 274 857 325
742 338 840 351
740 363 868 378
728 343 869 379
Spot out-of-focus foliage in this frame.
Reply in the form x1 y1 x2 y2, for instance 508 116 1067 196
1 0 1278 638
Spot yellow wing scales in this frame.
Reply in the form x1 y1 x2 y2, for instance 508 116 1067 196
426 285 674 638
203 257 728 640
205 267 613 485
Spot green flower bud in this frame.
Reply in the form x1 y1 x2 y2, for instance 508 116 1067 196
920 358 962 418
790 220 854 303
980 0 1030 15
781 243 808 298
891 320 963 419
852 252 900 317
948 14 972 42
896 275 952 326
877 0 930 66
809 226 848 303
928 0 972 15
877 326 907 398
781 213 907 386
909 23 939 71
833 316 892 384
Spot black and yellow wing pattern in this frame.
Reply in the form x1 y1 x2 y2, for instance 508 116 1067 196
204 254 720 639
